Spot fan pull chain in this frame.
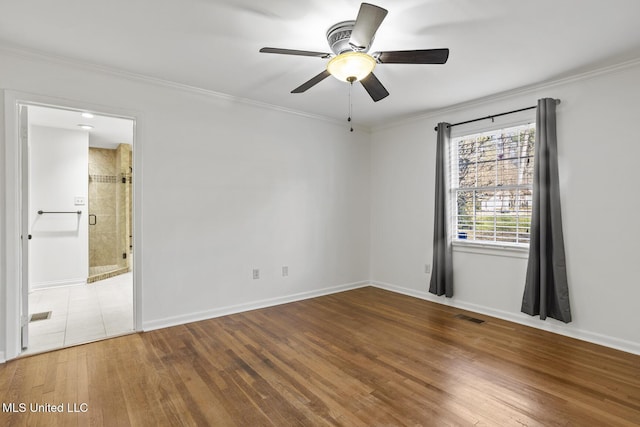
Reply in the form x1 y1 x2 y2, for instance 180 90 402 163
347 76 355 132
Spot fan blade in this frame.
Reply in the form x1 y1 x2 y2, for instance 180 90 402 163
291 70 332 93
360 72 389 102
349 3 388 51
260 47 331 58
374 48 449 64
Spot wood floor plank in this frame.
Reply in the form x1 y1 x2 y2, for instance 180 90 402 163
1 287 639 426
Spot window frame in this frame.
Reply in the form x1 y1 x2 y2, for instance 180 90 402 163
449 116 536 252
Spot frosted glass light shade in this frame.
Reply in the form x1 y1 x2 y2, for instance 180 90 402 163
327 52 376 82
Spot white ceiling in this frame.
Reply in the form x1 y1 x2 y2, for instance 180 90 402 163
28 106 133 149
2 0 640 128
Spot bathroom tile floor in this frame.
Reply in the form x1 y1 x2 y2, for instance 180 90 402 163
24 272 134 356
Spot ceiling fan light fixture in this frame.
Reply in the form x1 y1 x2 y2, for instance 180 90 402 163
327 51 376 82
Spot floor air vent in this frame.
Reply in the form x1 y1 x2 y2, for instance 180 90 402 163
30 311 52 322
454 313 485 324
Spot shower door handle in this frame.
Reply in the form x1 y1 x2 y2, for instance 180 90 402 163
89 214 97 225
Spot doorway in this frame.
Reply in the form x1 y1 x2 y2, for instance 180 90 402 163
19 103 136 355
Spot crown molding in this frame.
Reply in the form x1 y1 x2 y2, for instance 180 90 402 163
372 56 640 133
3 41 637 136
0 42 372 133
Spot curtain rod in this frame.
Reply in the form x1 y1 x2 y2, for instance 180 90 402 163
433 99 561 132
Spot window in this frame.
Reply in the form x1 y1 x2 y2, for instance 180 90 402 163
450 123 535 246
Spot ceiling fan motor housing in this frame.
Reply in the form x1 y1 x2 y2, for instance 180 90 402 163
327 20 372 54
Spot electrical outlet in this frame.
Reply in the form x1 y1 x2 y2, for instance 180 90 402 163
252 269 260 280
425 264 431 274
282 266 288 277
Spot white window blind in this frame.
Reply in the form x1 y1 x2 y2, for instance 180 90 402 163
450 122 535 246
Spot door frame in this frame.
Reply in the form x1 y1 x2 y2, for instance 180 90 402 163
3 90 143 361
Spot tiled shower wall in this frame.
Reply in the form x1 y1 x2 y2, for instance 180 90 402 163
117 143 132 271
88 144 132 274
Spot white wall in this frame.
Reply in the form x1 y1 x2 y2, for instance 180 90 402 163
370 61 640 354
2 46 638 360
1 49 371 358
29 125 89 289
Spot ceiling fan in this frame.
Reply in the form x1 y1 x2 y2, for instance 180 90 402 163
259 2 449 102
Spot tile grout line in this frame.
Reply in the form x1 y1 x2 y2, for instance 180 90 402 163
62 287 71 347
25 273 133 354
97 283 108 337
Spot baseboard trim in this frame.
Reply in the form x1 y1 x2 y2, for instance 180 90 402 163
31 278 87 291
143 281 370 332
370 281 640 356
0 351 5 364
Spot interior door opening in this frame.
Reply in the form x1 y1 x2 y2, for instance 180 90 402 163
20 103 136 356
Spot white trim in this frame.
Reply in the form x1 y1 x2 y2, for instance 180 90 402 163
3 91 22 361
370 280 640 356
3 278 637 363
453 242 529 259
373 57 640 132
143 281 369 332
1 43 638 134
30 278 87 291
2 90 143 361
0 43 372 133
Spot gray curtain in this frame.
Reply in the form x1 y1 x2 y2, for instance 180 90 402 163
521 98 571 323
429 122 453 297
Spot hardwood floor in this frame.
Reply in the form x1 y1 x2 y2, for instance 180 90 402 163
1 287 639 426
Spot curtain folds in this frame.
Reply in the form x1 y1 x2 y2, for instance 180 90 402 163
521 98 572 323
429 122 453 297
